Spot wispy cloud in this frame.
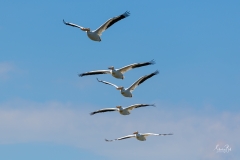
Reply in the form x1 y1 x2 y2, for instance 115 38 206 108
0 100 239 160
0 62 14 80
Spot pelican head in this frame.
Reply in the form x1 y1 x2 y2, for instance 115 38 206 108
133 131 139 134
108 66 114 70
81 28 90 32
116 106 122 109
116 86 123 90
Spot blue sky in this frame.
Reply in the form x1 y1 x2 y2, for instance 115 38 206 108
1 0 240 159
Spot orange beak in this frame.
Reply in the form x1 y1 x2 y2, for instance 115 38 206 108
81 28 90 31
116 87 122 90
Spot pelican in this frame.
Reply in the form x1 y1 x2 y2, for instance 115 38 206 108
105 131 173 142
79 60 155 79
90 104 155 115
63 11 130 42
97 70 159 97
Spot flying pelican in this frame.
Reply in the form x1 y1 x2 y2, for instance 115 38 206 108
105 131 173 142
90 104 155 115
97 70 159 97
63 11 130 42
79 60 155 79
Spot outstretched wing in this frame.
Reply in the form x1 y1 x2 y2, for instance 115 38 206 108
125 104 155 111
143 133 173 137
63 19 84 29
94 11 130 36
105 134 135 142
79 70 111 77
90 108 118 115
127 70 159 92
97 78 119 88
138 70 159 85
118 60 155 74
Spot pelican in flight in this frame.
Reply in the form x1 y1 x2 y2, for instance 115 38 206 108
79 60 155 79
90 104 155 115
97 70 159 97
105 131 173 142
63 11 130 42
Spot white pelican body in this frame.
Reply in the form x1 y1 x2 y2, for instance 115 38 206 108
135 133 147 141
119 88 132 97
90 104 155 115
110 69 123 79
105 131 173 142
63 11 130 42
79 60 155 79
87 31 101 41
119 109 130 115
116 106 131 115
97 70 159 97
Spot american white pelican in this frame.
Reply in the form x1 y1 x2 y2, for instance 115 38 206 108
97 70 159 97
105 131 173 142
63 11 130 42
90 104 155 115
79 60 155 79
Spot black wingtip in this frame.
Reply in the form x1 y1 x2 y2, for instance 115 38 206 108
124 11 130 17
154 70 159 75
96 78 100 82
105 139 111 142
78 73 83 77
63 19 67 24
90 112 94 115
165 133 173 136
150 59 155 65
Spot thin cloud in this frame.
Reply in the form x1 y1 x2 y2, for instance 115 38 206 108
0 62 14 80
0 100 239 160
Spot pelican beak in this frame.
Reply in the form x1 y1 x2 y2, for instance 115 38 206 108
81 28 90 31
